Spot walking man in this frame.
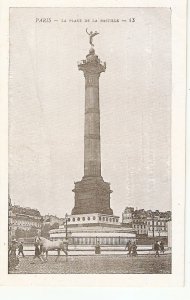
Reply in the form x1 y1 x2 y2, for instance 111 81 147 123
160 241 165 254
125 240 132 256
154 241 160 257
95 241 101 254
132 241 137 256
18 241 25 257
31 240 44 263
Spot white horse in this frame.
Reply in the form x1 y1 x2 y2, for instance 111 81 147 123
35 237 68 262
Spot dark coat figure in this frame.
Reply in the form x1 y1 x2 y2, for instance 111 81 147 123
18 242 25 257
32 242 44 263
132 242 137 256
125 240 132 256
154 241 160 257
8 240 19 271
160 241 165 254
31 237 46 264
95 241 101 254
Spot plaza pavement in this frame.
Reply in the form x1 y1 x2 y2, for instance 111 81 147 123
10 253 171 274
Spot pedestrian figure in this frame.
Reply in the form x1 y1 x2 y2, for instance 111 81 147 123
18 241 25 257
154 241 160 257
160 241 165 254
132 241 137 256
8 239 19 271
125 240 132 256
31 240 44 263
95 241 101 254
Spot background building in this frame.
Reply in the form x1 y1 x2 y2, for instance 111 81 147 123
146 210 171 237
122 207 134 227
122 207 171 238
8 196 42 241
132 209 147 235
8 195 13 242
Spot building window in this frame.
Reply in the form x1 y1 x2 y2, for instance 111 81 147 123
68 218 70 222
87 217 90 221
99 216 101 221
116 219 118 222
77 217 80 221
72 218 75 222
106 218 108 221
82 217 85 221
93 216 96 220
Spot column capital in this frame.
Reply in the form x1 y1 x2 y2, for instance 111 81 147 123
77 49 106 76
78 63 106 77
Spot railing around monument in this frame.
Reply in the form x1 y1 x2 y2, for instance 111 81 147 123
77 60 106 68
51 236 136 246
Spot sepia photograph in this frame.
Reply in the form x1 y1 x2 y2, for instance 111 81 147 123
8 7 173 275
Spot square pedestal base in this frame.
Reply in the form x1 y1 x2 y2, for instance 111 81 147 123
72 176 113 215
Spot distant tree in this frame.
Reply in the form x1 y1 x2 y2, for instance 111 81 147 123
15 228 27 240
27 226 38 238
50 222 60 230
41 224 51 238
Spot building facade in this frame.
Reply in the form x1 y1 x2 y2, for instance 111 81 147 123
122 207 171 237
8 196 42 240
132 209 147 235
122 207 134 226
8 195 13 242
146 211 171 237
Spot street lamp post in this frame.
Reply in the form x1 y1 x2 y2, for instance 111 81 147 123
152 212 155 238
65 213 68 240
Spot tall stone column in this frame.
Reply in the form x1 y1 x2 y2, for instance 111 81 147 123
72 47 113 215
81 48 105 177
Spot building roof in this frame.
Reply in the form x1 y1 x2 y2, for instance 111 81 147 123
12 205 41 217
123 207 171 220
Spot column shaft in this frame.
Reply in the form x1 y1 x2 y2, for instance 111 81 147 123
84 74 101 177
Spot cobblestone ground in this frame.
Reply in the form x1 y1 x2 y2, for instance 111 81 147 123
10 254 171 274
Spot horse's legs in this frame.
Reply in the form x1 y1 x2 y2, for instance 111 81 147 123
39 251 45 262
62 248 68 262
45 251 48 262
55 249 60 262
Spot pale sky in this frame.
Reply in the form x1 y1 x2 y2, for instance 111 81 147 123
9 8 171 218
